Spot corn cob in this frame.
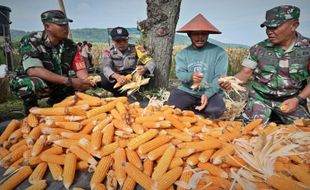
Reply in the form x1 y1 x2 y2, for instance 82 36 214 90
177 139 222 152
0 166 32 190
114 148 127 186
127 129 158 150
55 121 82 131
122 176 136 190
31 135 46 157
40 154 65 165
3 157 24 176
92 183 107 190
164 114 186 130
63 153 77 189
131 123 144 134
9 139 26 152
267 174 303 190
54 139 78 149
138 135 170 154
0 144 28 167
26 126 42 146
97 141 119 157
69 145 97 166
125 148 143 170
153 167 183 190
90 155 113 189
186 153 200 166
169 157 184 169
27 113 39 127
28 162 48 184
91 129 103 151
8 128 23 144
143 159 154 177
48 162 63 181
152 144 176 180
25 180 47 190
80 112 107 126
123 162 153 190
0 147 9 160
176 168 193 190
0 119 20 145
147 143 170 160
102 123 114 145
288 164 310 185
198 162 228 178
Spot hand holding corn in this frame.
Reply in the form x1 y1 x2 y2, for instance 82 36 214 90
136 65 147 76
280 97 299 113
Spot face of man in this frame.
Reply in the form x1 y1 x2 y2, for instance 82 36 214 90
45 23 69 40
266 20 299 46
113 39 129 52
189 31 209 48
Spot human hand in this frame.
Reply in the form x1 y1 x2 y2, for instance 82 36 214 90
192 73 204 83
72 78 92 91
279 97 299 113
114 73 129 85
195 95 208 111
219 80 232 90
136 65 146 76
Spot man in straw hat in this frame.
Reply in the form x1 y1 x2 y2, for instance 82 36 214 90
220 5 310 124
167 14 229 119
10 10 92 114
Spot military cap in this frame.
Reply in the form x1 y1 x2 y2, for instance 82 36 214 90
260 5 300 28
110 27 129 40
41 10 73 24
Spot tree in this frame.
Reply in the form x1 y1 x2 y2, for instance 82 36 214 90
138 0 182 88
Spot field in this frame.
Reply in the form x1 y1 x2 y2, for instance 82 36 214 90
0 43 248 121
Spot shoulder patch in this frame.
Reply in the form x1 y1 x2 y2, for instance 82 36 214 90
104 49 111 55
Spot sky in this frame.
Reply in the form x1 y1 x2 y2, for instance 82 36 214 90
1 0 310 46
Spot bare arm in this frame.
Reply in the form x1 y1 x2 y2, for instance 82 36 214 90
235 67 254 83
27 67 67 85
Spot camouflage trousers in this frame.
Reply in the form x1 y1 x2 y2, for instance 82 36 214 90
10 75 75 106
242 89 310 124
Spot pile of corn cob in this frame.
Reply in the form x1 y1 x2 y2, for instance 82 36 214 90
0 92 309 190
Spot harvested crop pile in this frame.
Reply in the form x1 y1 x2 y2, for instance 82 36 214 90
0 92 309 190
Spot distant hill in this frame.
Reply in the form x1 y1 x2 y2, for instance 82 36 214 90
10 28 249 48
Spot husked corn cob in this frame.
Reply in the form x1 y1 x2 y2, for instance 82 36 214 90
87 98 126 118
143 159 154 177
131 123 144 134
116 101 127 118
54 139 78 149
267 174 303 190
135 115 164 123
27 113 39 127
138 135 170 154
114 148 127 186
186 153 200 166
3 157 24 176
9 139 26 152
25 180 47 190
0 119 20 145
243 118 263 134
177 140 222 152
123 162 153 190
0 144 28 167
288 164 310 185
169 157 184 169
175 148 195 158
53 95 76 107
69 145 97 166
26 126 42 146
198 162 228 178
125 148 143 170
112 119 133 133
110 109 122 120
0 147 9 160
97 141 119 157
0 166 32 190
152 144 176 180
211 143 234 165
90 155 113 188
29 162 48 184
153 167 183 190
198 149 214 163
76 160 89 171
55 122 82 131
92 183 107 190
48 162 63 181
63 153 77 189
164 114 186 130
80 112 107 126
8 128 23 144
127 129 158 150
31 135 46 157
41 145 63 155
122 176 136 190
102 123 114 145
205 175 231 189
91 130 103 151
147 143 170 160
176 168 193 190
40 154 65 165
60 132 91 141
93 115 113 132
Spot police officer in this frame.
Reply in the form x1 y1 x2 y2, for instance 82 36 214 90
100 26 156 96
220 5 310 123
10 10 92 114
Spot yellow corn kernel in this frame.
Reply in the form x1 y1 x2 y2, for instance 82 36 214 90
288 164 310 185
102 123 114 145
48 162 63 181
29 162 48 184
131 123 144 135
27 113 39 127
54 139 78 149
91 130 103 151
122 176 136 190
198 162 228 178
9 139 26 152
97 141 119 157
90 155 113 188
25 180 47 190
152 144 176 180
175 148 195 158
8 128 23 144
177 140 222 152
93 183 107 190
135 115 164 123
176 168 193 190
76 160 89 171
0 147 9 160
211 143 234 165
111 108 122 120
80 112 107 126
138 135 170 154
112 119 133 133
169 157 183 169
26 126 42 146
164 114 186 130
0 119 20 145
198 149 215 163
267 174 303 190
123 162 153 190
125 148 143 170
63 153 77 189
69 145 97 166
153 167 183 190
55 122 82 131
186 153 200 166
61 132 90 141
114 148 127 186
143 159 154 177
0 166 32 190
31 135 46 157
127 129 158 150
3 157 24 176
0 144 28 167
147 143 170 161
40 154 65 165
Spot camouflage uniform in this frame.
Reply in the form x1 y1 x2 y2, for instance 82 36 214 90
101 44 155 95
242 5 310 124
10 10 86 111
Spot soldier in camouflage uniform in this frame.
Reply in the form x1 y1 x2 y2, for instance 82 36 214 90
100 26 156 96
221 5 310 124
10 10 92 114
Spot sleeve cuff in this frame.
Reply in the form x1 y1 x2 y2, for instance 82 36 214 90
242 58 257 69
23 57 43 71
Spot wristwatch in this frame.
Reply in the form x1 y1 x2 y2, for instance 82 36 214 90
296 95 307 105
64 76 72 87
